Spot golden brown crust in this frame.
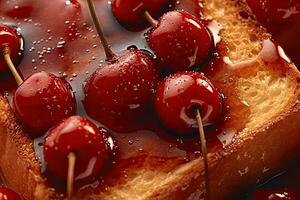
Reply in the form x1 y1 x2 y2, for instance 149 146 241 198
1 0 300 199
144 58 300 199
0 96 39 200
147 101 300 200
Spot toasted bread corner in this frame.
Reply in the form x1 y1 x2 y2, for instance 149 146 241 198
1 0 300 199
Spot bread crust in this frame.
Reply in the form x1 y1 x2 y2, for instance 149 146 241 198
1 74 300 200
147 100 300 200
1 0 300 199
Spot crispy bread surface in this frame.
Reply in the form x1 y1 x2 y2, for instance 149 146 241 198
1 0 300 199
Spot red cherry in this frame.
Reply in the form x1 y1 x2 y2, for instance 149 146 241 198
43 116 112 184
83 48 161 129
5 5 33 19
146 10 213 73
0 188 21 200
155 71 222 134
247 0 300 27
111 0 171 29
249 189 299 200
13 71 76 135
0 24 23 73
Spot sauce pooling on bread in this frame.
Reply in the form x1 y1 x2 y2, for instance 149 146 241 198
247 0 300 67
0 0 295 197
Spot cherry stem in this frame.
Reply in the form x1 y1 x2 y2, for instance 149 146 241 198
67 152 76 200
143 11 158 27
86 0 115 60
195 109 210 200
2 47 23 86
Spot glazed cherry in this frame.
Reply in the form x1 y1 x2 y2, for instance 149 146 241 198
84 47 161 129
5 3 33 19
247 0 300 28
84 0 161 130
111 0 171 29
43 116 112 184
249 189 299 200
0 188 21 200
155 71 222 134
0 24 23 73
13 71 76 135
146 10 213 73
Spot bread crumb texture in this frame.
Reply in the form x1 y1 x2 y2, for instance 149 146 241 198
204 0 269 62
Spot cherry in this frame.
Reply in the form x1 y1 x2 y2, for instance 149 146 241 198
0 25 76 136
84 47 161 128
249 189 299 200
13 71 76 135
84 0 161 130
0 188 21 200
5 5 33 19
111 0 171 29
247 0 300 28
0 24 23 73
43 116 112 186
155 71 222 198
155 71 222 134
146 10 214 73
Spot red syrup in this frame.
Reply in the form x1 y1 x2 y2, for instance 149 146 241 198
0 0 213 195
246 0 300 67
0 0 295 198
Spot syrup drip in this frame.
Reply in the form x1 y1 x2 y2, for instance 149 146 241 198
246 0 300 67
0 0 297 198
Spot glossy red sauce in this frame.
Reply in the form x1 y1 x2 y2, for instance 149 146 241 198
0 0 220 194
246 0 300 67
0 0 298 199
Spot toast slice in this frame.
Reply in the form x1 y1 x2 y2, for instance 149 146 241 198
1 0 300 199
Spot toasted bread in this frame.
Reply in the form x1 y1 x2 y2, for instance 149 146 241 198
1 0 300 199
